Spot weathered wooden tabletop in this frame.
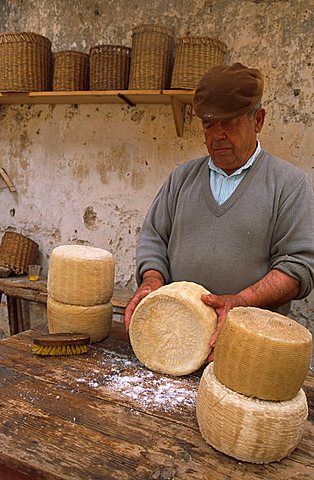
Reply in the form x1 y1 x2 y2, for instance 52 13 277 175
0 321 313 480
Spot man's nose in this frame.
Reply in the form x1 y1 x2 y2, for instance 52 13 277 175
211 123 227 140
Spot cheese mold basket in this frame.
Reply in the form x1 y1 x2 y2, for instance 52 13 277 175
0 231 38 275
0 31 52 92
196 364 308 464
53 50 89 91
128 24 175 90
171 36 227 89
129 281 217 376
89 44 131 90
214 307 312 401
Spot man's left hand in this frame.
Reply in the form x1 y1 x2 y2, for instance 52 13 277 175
201 293 248 359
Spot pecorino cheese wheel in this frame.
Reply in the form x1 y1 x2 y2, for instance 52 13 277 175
47 295 112 343
48 245 115 306
197 364 308 464
214 307 312 401
129 281 217 376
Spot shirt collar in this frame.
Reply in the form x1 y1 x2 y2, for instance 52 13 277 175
208 140 261 177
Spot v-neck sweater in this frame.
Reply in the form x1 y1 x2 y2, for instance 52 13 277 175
136 149 314 314
208 140 261 204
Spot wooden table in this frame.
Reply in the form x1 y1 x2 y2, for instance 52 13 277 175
0 321 313 480
0 276 134 335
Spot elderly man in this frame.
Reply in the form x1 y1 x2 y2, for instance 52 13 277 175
124 63 314 346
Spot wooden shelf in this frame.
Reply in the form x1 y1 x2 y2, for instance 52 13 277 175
0 89 195 136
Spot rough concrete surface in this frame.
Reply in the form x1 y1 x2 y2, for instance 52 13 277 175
0 0 313 335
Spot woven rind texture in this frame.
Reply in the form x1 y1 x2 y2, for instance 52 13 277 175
197 364 308 464
48 245 115 306
47 295 112 343
214 307 312 401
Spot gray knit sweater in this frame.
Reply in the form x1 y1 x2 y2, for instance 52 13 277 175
136 150 314 314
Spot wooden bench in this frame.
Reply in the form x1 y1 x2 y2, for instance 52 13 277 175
0 275 134 335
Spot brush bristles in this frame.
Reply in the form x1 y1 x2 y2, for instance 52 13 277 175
32 343 89 356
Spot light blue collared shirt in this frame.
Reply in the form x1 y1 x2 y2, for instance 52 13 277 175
208 141 261 204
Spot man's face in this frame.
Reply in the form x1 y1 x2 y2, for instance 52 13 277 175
202 108 265 174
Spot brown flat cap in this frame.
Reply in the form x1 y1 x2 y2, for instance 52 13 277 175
193 62 264 121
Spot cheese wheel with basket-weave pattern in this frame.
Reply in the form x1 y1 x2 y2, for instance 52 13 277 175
48 245 115 306
129 281 217 376
214 307 312 401
197 363 308 463
47 295 112 343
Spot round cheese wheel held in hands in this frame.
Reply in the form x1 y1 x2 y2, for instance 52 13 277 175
214 307 312 401
48 244 115 306
197 364 308 464
129 281 217 376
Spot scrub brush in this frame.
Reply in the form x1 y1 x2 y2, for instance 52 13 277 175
32 333 90 356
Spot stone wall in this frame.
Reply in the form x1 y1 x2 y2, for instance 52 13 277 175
0 0 313 334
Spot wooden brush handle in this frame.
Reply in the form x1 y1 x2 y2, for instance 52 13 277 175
32 333 90 346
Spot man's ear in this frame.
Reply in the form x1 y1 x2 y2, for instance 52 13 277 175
254 108 266 133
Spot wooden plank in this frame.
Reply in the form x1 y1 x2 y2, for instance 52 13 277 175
0 276 133 308
0 276 47 292
0 381 311 480
0 330 198 427
0 345 313 479
1 325 313 421
2 287 47 304
0 90 194 106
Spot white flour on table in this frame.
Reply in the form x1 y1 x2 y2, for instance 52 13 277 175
75 348 198 414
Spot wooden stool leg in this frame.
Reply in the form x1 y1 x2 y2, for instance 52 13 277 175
16 298 24 333
6 296 25 335
7 295 19 335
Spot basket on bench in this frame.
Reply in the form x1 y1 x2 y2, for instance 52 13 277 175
0 231 38 275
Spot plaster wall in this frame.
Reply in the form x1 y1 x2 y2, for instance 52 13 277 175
0 0 313 332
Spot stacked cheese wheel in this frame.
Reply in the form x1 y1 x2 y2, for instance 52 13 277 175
197 307 312 463
129 281 217 376
47 245 115 342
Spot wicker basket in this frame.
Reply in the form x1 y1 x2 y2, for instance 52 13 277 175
0 31 52 92
128 24 175 90
89 44 131 90
0 231 39 275
171 36 227 89
53 50 89 91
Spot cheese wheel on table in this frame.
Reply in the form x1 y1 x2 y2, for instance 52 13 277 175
129 281 217 376
47 295 112 343
214 307 312 401
48 244 115 306
197 363 308 464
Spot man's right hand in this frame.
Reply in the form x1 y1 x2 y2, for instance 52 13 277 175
124 270 164 330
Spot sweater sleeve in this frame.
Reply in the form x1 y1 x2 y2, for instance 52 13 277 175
136 174 174 286
270 172 314 299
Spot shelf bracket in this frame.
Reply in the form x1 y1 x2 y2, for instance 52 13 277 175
170 96 186 137
0 167 16 192
117 93 136 107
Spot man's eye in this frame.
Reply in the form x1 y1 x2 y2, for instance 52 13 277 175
203 122 213 129
222 119 238 128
